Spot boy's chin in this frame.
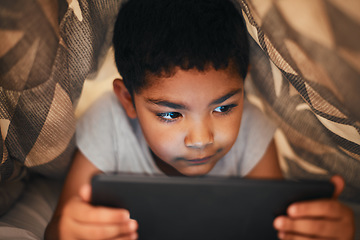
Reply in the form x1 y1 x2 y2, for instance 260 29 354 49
178 165 213 177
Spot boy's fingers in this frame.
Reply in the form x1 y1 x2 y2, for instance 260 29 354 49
113 233 138 240
274 216 341 239
77 206 131 224
65 198 131 224
330 175 345 198
79 184 92 202
278 231 329 240
72 219 138 240
278 231 316 240
287 199 346 218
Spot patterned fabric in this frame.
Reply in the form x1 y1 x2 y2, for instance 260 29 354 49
0 0 122 214
236 0 360 202
0 0 359 216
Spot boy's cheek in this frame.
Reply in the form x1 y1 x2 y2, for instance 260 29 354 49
215 120 241 147
145 130 181 160
151 143 176 160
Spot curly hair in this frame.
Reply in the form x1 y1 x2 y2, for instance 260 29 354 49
113 0 249 95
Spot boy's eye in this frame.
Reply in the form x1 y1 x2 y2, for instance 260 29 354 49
157 112 182 121
213 104 236 114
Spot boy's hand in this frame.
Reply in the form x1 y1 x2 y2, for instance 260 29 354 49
273 176 355 240
56 184 138 240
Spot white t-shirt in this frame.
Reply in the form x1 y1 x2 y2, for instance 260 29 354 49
76 92 276 177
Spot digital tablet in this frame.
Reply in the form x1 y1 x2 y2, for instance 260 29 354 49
91 173 334 240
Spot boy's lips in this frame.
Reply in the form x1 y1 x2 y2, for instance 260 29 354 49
175 149 223 165
186 156 213 165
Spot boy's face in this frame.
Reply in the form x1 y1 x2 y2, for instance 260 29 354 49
116 67 244 176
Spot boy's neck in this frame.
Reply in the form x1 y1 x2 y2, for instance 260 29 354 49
150 150 185 177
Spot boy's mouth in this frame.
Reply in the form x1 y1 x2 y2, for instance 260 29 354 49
175 149 223 165
186 156 213 165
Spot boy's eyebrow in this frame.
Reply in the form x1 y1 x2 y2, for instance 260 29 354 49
210 88 242 105
146 88 242 110
146 99 189 110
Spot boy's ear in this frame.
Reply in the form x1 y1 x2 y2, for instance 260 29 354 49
113 78 137 119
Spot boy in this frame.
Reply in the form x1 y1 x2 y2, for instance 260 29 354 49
45 0 354 239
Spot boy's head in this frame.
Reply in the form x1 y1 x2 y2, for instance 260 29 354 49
113 0 249 96
113 0 250 176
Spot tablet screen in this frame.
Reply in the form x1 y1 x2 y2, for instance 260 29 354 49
91 174 334 240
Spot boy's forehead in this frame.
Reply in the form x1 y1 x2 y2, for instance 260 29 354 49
143 64 243 90
137 66 244 102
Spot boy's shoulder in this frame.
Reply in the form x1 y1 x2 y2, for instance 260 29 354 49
76 91 130 137
79 91 124 120
242 99 272 124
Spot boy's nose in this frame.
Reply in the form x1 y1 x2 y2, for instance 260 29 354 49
184 122 214 149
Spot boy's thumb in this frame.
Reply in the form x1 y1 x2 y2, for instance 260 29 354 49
330 175 345 199
79 184 92 202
